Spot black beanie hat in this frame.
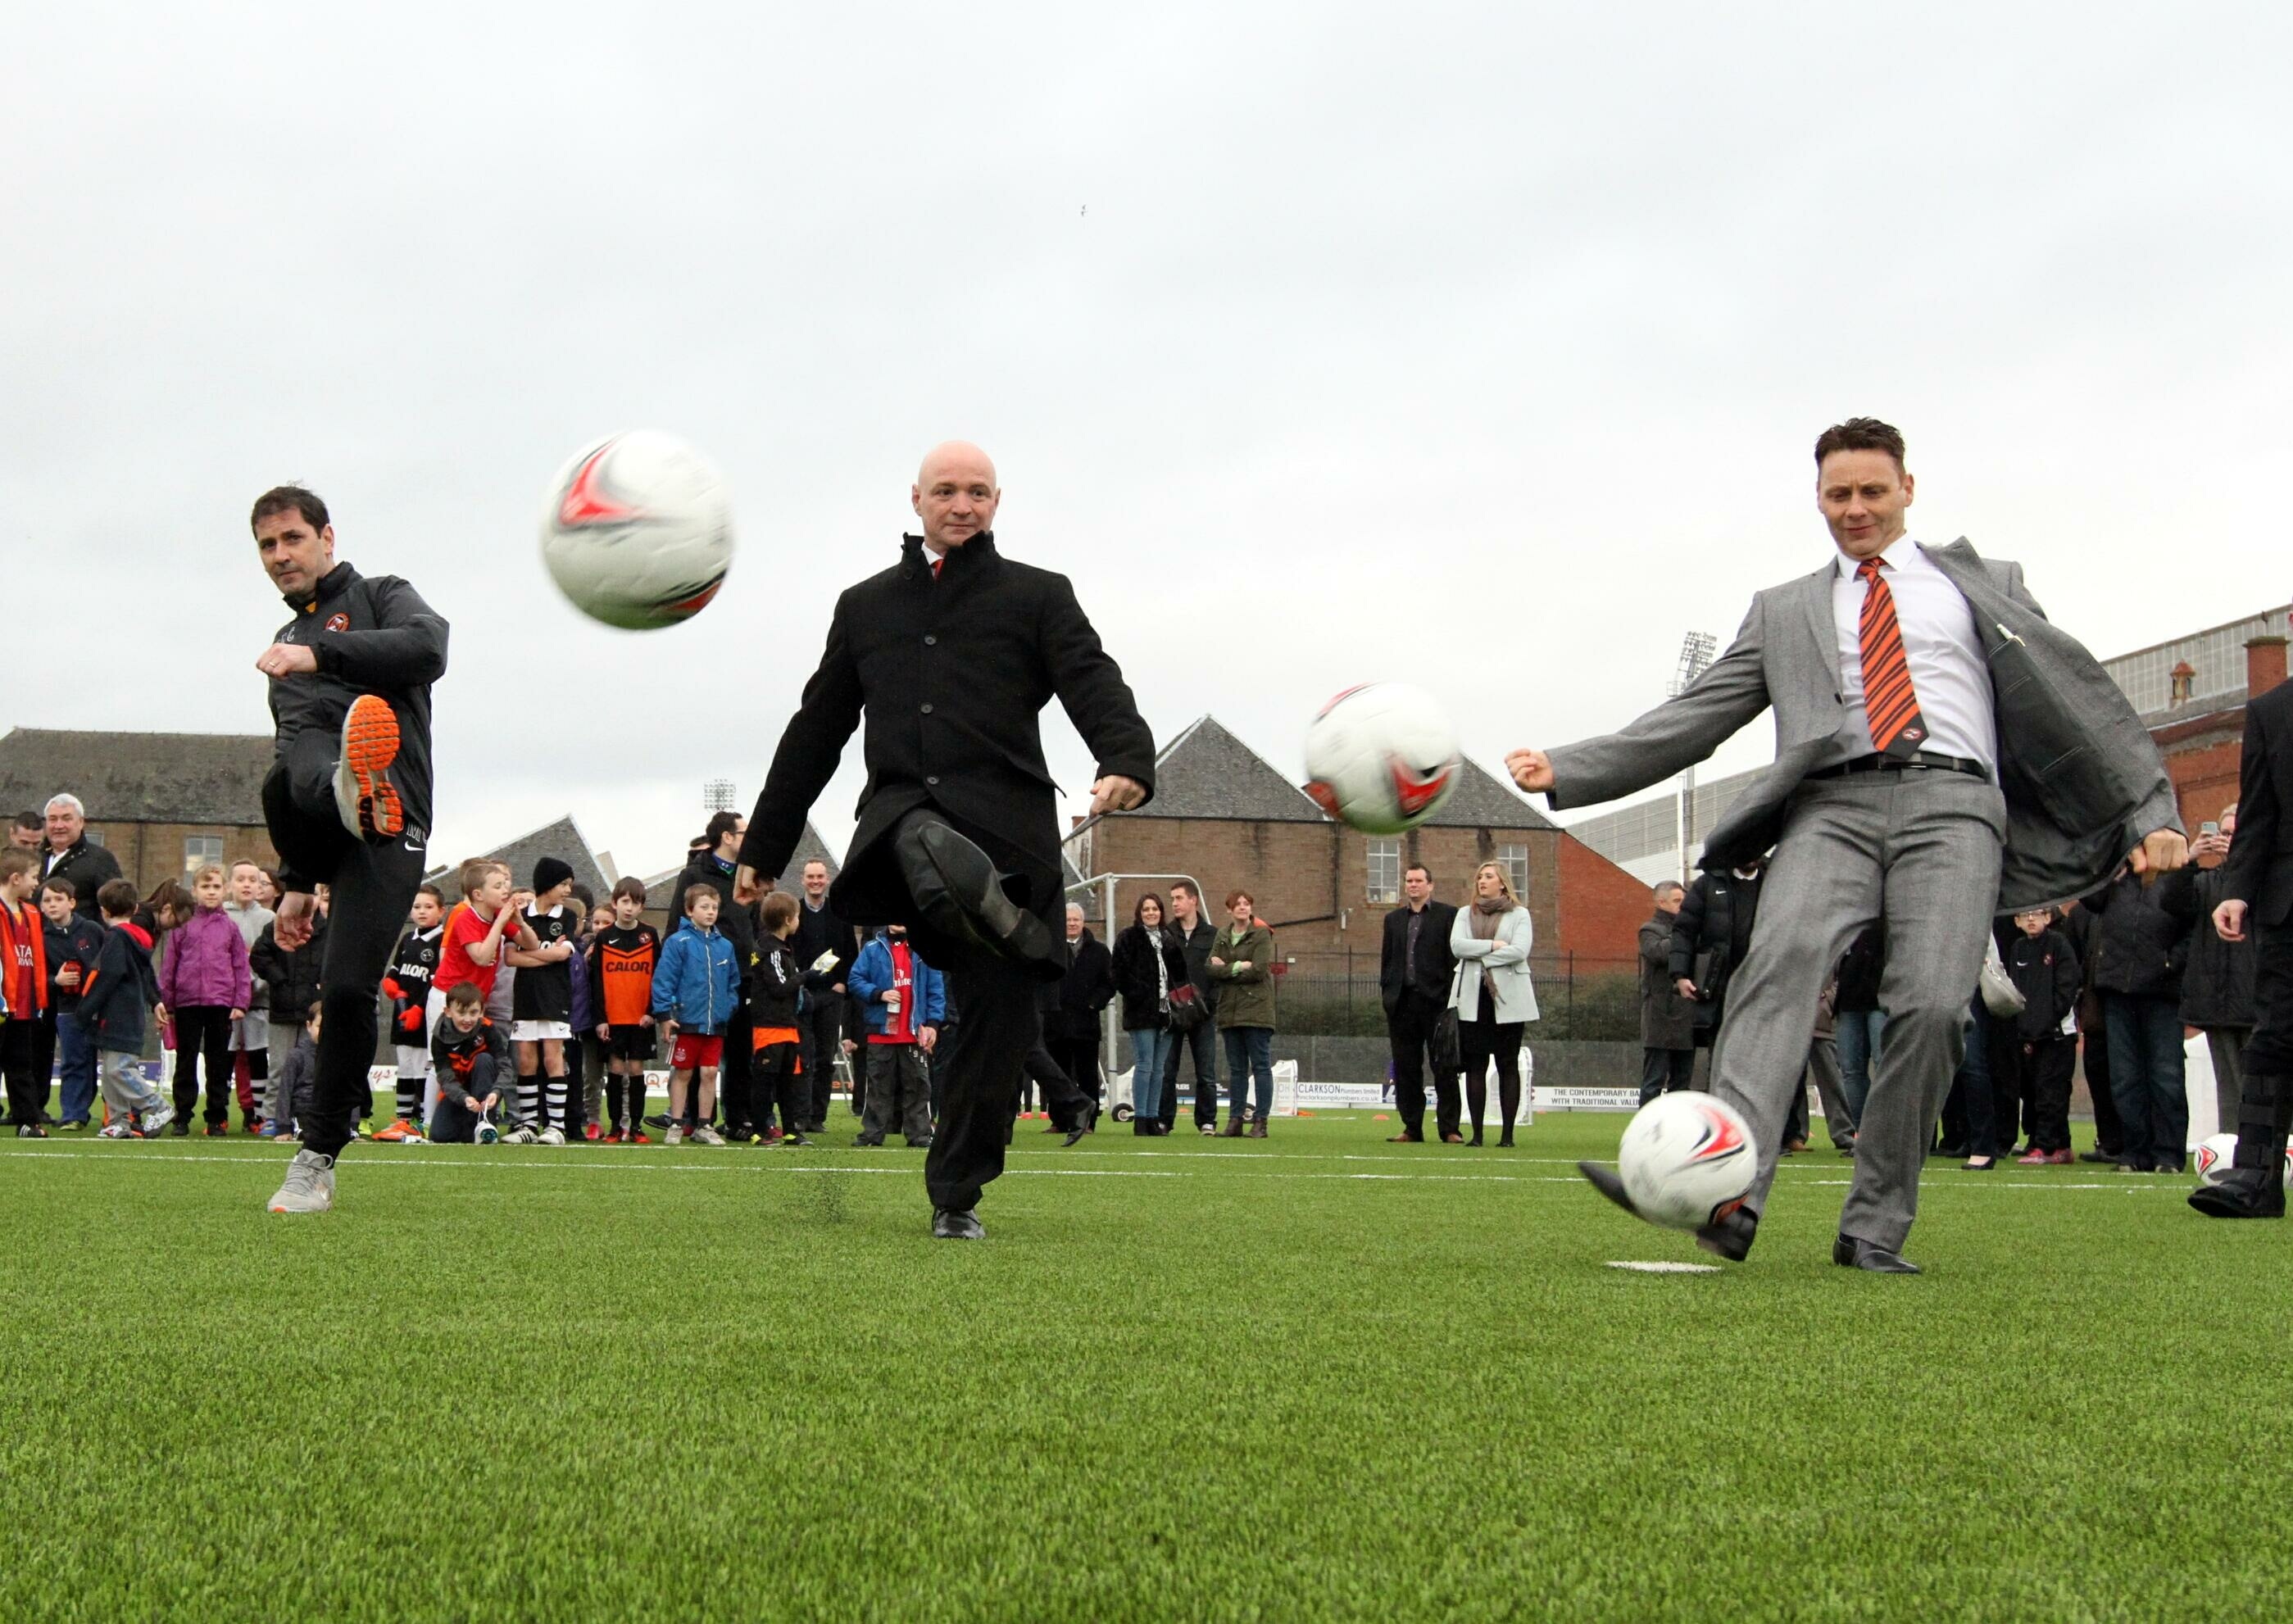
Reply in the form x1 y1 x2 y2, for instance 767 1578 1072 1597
534 856 575 894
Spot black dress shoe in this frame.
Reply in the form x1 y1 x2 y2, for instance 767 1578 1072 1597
892 812 1055 969
2077 1147 2120 1164
1694 1202 1757 1262
2188 1168 2287 1219
1578 1160 1642 1217
1832 1234 1920 1273
1063 1104 1100 1146
932 1206 985 1240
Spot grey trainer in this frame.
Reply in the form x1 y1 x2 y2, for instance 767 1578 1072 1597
266 1148 336 1213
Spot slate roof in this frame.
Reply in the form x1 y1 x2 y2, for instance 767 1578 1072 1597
429 815 615 908
1087 715 1329 828
0 728 274 826
638 822 842 910
1418 757 1558 832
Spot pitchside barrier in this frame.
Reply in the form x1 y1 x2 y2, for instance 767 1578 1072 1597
107 1032 2233 1149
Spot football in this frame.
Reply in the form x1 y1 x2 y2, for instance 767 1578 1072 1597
2193 1132 2293 1186
1617 1091 1757 1230
539 430 735 630
1300 683 1460 834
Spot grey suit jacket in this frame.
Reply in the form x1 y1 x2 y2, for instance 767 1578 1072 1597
1546 538 2181 913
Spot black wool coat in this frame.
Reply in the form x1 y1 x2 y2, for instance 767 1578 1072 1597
1379 900 1458 1014
2223 680 2293 930
742 533 1157 939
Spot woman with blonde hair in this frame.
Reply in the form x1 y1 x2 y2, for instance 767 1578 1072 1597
1448 861 1537 1146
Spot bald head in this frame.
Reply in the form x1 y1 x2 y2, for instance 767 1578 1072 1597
912 441 1001 554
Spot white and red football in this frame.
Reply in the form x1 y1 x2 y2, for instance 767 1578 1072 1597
539 430 734 631
1301 683 1460 835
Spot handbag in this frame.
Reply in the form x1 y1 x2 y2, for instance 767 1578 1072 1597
1167 982 1209 1032
1432 1009 1462 1077
1978 939 2026 1018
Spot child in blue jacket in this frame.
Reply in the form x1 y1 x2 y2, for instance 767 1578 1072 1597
847 924 944 1148
650 887 740 1145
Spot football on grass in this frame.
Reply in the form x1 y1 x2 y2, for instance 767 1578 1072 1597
2194 1132 2293 1186
540 429 735 630
1617 1091 1757 1230
1300 682 1460 834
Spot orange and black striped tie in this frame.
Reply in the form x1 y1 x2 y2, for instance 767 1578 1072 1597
1856 559 1926 758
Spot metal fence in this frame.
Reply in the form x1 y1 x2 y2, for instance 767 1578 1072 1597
1261 952 1641 1042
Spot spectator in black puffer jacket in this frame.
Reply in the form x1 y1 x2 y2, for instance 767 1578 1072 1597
2080 870 2191 1174
251 886 329 1131
2002 908 2082 1164
2157 807 2257 1135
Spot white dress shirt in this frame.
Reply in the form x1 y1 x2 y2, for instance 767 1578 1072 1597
1830 537 1996 771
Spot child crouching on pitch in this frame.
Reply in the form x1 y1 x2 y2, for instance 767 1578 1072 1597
652 886 739 1146
76 879 174 1138
747 891 809 1145
589 877 661 1142
429 982 510 1144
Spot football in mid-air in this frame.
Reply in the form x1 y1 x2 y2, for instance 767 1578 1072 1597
1301 683 1460 834
1617 1091 1757 1230
539 430 734 630
2194 1132 2293 1186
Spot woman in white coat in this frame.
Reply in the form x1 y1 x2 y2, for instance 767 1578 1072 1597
1449 861 1538 1146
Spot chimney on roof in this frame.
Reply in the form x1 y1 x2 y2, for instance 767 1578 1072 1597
2169 660 2195 706
2248 634 2288 700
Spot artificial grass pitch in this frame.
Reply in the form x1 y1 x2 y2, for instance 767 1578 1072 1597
4 1116 2287 1621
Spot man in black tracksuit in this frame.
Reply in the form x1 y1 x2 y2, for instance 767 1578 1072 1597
1381 863 1460 1142
249 485 448 1213
2194 677 2293 1218
735 442 1156 1239
791 859 859 1129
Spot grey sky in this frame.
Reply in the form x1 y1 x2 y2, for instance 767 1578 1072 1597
6 3 2287 878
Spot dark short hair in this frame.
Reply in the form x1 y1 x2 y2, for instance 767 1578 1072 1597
446 982 484 1009
704 810 742 846
1404 864 1432 882
1814 417 1906 474
1170 879 1199 900
11 810 40 833
250 484 329 534
1653 880 1684 900
760 891 798 932
97 879 138 916
611 876 648 904
684 887 719 914
40 875 76 900
415 882 444 905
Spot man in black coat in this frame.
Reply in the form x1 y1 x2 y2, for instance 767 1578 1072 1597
1638 881 1697 1104
2159 808 2257 1134
791 857 860 1131
2194 678 2293 1218
38 797 124 922
1669 860 1764 1049
1042 903 1118 1107
1380 861 1459 1142
735 442 1156 1238
2080 869 2192 1173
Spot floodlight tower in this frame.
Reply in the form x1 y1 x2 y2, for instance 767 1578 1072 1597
1669 632 1718 884
702 778 738 814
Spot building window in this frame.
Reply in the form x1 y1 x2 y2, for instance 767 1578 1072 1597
1499 843 1529 902
1366 838 1401 905
183 835 225 879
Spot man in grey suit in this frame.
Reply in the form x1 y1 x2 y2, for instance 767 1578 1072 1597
1509 417 2186 1272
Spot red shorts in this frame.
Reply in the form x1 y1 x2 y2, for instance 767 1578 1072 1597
670 1033 724 1070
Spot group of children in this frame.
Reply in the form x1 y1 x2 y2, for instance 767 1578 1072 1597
0 841 959 1152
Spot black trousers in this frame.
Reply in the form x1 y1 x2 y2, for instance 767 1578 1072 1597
1387 991 1459 1140
801 995 845 1123
1459 1010 1525 1141
0 1017 39 1127
261 776 428 1163
2080 1020 2121 1153
1160 1017 1219 1129
2244 919 2293 1076
1019 1016 1095 1130
924 942 1036 1213
172 1006 236 1124
29 1012 58 1121
1639 1046 1695 1106
753 1037 806 1135
1046 1035 1101 1105
2007 1035 2077 1152
717 1006 754 1129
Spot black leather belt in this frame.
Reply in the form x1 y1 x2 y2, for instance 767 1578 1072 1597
1806 751 1990 783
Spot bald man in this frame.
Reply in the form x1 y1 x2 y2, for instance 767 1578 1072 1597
736 442 1156 1238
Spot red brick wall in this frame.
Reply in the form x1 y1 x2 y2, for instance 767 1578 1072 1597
1555 835 1655 962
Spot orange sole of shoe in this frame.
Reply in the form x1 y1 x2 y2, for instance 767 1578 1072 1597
343 696 404 837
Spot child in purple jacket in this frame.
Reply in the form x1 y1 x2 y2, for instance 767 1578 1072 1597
157 864 253 1136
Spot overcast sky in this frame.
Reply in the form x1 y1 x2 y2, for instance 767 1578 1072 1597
7 3 2288 879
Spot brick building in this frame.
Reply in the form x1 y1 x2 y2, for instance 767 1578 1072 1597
426 815 618 906
1061 715 1649 983
0 728 277 892
2107 609 2289 827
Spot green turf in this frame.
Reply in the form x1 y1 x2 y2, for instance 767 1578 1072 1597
4 1113 2286 1621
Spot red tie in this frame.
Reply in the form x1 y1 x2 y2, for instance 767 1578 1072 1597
1856 559 1925 757
930 557 943 581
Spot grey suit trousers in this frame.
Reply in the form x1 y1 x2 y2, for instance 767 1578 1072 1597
1710 769 2005 1252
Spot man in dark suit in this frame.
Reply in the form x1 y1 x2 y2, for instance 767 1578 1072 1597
735 442 1156 1239
2191 676 2293 1218
1380 861 1460 1143
1510 417 2184 1272
1043 902 1117 1109
1638 882 1696 1104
